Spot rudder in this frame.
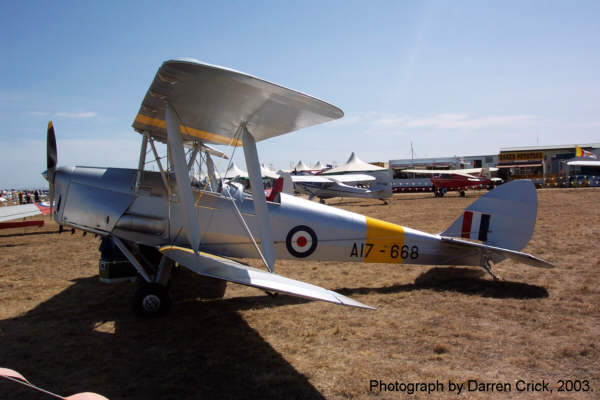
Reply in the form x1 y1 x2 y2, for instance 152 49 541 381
441 180 538 251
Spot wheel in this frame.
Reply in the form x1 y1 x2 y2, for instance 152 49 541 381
460 191 466 197
133 282 171 317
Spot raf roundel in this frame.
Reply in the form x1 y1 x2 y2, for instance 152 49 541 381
286 225 318 258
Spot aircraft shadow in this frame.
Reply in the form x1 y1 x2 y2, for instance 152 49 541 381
0 230 61 238
0 267 547 399
336 267 549 300
0 275 325 400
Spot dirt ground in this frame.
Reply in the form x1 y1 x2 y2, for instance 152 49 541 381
0 188 598 399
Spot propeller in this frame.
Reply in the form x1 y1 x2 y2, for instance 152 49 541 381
46 121 57 216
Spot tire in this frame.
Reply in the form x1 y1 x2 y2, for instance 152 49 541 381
133 283 171 317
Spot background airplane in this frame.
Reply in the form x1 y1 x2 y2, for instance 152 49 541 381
282 173 390 203
399 166 501 197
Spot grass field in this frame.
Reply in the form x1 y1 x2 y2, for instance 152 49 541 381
0 188 598 399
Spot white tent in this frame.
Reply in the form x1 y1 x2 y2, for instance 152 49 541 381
322 152 385 174
312 161 326 170
295 160 311 172
260 164 280 179
196 169 221 180
223 163 248 179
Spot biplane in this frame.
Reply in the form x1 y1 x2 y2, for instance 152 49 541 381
44 59 553 315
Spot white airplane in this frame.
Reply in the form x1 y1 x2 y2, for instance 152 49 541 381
284 153 393 203
42 59 553 316
0 202 50 226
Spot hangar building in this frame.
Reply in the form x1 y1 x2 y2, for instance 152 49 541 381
498 143 600 184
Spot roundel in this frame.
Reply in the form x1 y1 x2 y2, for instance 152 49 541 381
286 225 318 258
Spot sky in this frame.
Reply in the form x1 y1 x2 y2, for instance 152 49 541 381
1 0 599 188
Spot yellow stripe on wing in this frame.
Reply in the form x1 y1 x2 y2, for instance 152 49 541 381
159 245 233 263
135 114 242 146
364 217 405 263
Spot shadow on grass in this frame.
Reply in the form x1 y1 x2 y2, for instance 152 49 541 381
0 230 61 238
0 266 548 399
0 272 325 400
337 267 549 300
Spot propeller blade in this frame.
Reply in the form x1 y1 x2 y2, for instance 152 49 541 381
47 121 57 216
47 121 57 172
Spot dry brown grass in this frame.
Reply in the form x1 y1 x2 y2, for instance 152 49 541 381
0 188 598 399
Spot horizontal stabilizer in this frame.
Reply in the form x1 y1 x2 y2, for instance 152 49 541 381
160 246 374 309
440 236 554 269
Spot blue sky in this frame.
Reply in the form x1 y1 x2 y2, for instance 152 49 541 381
1 1 599 188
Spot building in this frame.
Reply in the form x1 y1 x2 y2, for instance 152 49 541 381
497 143 600 184
389 155 498 177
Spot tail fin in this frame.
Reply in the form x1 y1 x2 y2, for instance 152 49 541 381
480 164 490 178
441 180 537 251
266 177 284 202
279 172 295 195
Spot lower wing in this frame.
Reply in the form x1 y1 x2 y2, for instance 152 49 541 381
159 245 374 309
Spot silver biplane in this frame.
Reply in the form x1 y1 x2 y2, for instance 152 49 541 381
44 59 553 315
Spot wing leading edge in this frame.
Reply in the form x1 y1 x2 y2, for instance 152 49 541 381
133 59 344 146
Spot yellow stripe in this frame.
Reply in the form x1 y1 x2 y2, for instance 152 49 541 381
364 216 405 263
159 245 232 263
135 114 242 146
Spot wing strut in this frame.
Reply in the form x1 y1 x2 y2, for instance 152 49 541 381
165 104 202 252
205 152 219 192
134 133 148 193
186 144 199 171
242 125 276 272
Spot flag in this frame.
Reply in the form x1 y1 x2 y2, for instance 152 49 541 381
576 146 598 159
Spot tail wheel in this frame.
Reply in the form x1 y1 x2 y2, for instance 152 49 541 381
133 283 171 317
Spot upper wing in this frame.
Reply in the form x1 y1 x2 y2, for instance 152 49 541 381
291 174 375 185
133 59 344 146
328 173 377 184
460 167 499 175
291 175 335 184
0 204 43 223
160 245 373 309
567 160 600 167
402 169 477 178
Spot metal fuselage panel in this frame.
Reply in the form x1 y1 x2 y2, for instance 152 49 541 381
53 167 480 267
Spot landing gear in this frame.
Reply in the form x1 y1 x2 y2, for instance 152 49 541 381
480 254 501 281
319 198 326 204
109 237 176 316
460 191 466 197
134 282 171 317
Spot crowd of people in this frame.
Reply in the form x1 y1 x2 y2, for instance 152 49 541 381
0 189 46 205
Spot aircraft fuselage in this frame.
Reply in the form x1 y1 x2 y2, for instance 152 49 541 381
52 166 485 268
